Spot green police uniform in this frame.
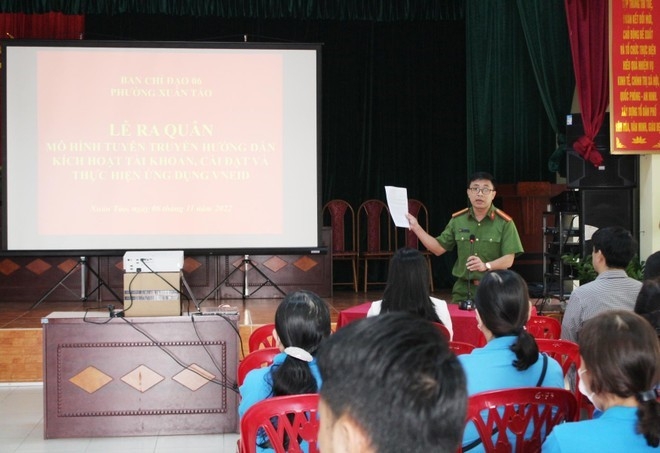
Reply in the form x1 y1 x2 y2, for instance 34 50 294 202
436 205 524 302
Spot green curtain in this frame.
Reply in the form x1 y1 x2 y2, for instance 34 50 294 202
0 0 464 20
517 0 575 175
466 0 571 183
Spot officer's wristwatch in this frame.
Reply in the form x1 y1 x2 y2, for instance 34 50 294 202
485 262 492 271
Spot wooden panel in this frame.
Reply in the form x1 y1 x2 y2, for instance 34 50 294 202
0 227 331 303
0 329 43 382
206 227 332 300
43 313 239 438
497 182 567 283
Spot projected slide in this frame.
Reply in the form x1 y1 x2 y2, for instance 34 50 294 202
2 42 321 254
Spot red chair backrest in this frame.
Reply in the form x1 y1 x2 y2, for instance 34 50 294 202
526 316 561 339
462 387 577 452
239 394 320 453
433 322 451 341
322 199 357 255
357 199 392 253
449 340 476 355
535 338 590 420
238 347 280 386
403 199 429 249
248 323 277 352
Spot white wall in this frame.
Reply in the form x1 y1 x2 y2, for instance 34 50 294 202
639 154 660 260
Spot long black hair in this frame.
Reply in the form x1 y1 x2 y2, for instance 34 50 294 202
634 277 660 337
380 247 441 323
474 270 538 371
270 290 331 397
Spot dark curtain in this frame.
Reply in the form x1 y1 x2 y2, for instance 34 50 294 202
517 0 575 175
465 0 565 183
83 14 467 288
564 0 608 167
0 2 576 288
0 1 465 20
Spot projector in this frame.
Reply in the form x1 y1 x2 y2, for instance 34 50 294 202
123 251 184 273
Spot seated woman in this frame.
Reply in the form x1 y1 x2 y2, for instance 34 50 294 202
366 247 453 338
458 270 564 451
634 276 660 338
543 310 660 451
239 290 331 452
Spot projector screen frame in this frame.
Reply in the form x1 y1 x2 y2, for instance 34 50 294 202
1 39 326 257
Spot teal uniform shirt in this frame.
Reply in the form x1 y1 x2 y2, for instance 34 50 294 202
436 205 524 302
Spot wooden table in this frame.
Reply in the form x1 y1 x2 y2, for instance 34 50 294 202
42 312 239 438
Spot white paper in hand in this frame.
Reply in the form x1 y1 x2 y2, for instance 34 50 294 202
385 186 410 228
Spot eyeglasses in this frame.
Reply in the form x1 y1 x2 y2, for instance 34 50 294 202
468 187 493 195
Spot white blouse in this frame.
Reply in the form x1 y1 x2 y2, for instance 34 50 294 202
366 297 453 340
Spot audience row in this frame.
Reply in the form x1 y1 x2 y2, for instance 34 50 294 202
239 264 660 451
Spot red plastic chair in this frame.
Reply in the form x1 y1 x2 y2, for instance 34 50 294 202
323 199 359 292
433 322 451 341
248 323 277 352
238 347 280 386
449 340 476 356
357 199 394 292
461 387 577 452
535 338 583 420
239 394 320 453
526 315 561 339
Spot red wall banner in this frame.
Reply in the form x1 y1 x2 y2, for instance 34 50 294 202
610 0 660 154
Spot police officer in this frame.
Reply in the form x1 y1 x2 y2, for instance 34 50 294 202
406 172 524 303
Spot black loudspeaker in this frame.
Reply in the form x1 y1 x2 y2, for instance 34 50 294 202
566 113 638 189
579 188 639 257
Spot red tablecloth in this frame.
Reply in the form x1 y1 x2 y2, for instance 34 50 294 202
336 302 536 347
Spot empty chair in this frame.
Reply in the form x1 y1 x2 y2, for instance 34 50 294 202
535 338 582 420
357 199 394 292
239 394 320 453
526 315 561 339
400 199 434 292
238 347 280 386
248 323 276 352
322 199 358 292
461 387 577 452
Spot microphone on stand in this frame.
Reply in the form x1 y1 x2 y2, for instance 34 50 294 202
460 234 476 310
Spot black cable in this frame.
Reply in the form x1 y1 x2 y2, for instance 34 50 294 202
138 258 192 312
190 314 237 388
82 306 114 324
119 316 239 393
208 312 246 360
123 269 141 314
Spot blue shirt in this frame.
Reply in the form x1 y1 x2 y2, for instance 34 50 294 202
238 352 323 453
543 406 655 452
458 336 565 451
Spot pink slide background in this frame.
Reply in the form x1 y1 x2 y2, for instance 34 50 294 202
37 50 284 236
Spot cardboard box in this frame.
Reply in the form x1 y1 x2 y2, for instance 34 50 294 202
123 272 181 317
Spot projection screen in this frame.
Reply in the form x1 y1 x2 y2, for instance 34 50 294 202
1 41 322 255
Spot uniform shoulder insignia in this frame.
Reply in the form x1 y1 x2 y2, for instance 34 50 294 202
451 207 469 218
495 209 513 222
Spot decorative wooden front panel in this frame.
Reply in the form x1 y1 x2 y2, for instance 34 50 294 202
0 228 331 303
42 313 239 438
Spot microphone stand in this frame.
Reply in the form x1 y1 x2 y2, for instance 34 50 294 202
459 235 476 310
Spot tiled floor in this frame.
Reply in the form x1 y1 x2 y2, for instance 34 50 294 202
0 383 241 453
